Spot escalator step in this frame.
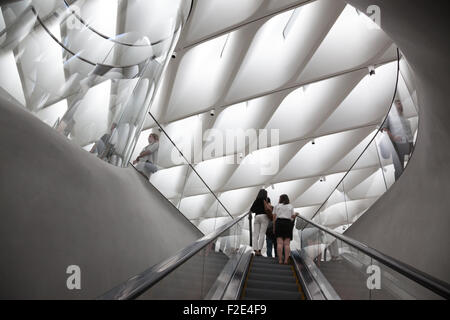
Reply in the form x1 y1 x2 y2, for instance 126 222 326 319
252 258 288 263
246 279 299 292
239 256 305 300
244 288 302 300
250 265 293 275
247 273 295 283
251 261 293 269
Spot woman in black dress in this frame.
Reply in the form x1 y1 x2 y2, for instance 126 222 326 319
273 194 299 264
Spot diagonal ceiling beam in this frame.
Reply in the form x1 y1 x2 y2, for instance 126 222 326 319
178 0 317 51
151 58 396 127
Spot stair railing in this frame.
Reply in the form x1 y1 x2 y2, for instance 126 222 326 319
98 211 251 300
297 215 450 299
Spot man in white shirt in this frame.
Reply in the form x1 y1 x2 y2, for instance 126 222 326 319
133 133 159 178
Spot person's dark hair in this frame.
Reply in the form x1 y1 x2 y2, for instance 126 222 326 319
267 197 271 204
256 189 268 201
279 194 290 205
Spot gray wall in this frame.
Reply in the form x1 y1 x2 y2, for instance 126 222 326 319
344 0 450 283
0 96 203 299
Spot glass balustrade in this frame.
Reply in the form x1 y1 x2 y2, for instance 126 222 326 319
299 220 442 300
302 52 419 233
130 112 244 235
136 216 247 299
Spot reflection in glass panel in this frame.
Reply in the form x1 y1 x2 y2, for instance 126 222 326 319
301 53 420 233
1 0 193 167
138 218 246 299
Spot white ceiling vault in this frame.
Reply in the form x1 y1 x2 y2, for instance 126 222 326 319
133 0 419 235
0 0 419 238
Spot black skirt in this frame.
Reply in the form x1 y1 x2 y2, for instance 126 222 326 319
275 218 294 240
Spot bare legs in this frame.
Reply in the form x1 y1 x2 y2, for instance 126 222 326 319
276 237 291 264
277 238 283 264
283 238 290 264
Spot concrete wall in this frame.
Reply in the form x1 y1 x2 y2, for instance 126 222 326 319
344 0 450 283
0 96 203 299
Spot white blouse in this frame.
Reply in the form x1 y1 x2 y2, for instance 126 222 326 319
274 204 294 220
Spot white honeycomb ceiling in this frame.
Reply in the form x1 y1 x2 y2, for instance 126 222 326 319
0 0 419 237
137 0 419 235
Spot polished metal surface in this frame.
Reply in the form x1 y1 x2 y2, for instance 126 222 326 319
221 246 253 300
98 211 250 300
291 250 340 300
206 245 253 300
291 250 324 300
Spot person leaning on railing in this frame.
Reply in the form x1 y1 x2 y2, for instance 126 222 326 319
133 133 160 179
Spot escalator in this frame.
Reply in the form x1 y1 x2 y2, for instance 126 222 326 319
99 212 450 300
138 250 230 300
241 256 304 300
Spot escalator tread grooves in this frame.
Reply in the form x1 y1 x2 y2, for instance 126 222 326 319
241 256 305 300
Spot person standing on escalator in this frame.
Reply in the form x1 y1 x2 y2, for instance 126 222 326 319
265 198 277 258
273 194 299 264
266 219 277 258
250 190 272 256
381 99 414 181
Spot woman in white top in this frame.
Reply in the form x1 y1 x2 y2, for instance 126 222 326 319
272 194 299 264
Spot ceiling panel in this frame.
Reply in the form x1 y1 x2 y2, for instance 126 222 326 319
273 126 375 183
265 69 366 143
224 0 345 104
297 5 393 83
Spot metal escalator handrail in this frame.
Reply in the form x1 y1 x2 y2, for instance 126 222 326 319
98 211 250 300
297 215 450 299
